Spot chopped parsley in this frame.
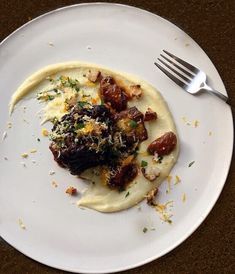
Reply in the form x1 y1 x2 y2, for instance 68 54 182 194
37 138 40 142
143 227 148 233
188 161 195 167
75 123 85 130
59 76 80 91
125 191 130 198
141 160 148 167
47 95 54 101
129 120 137 128
77 101 89 108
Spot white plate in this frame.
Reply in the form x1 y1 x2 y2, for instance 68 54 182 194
0 3 233 273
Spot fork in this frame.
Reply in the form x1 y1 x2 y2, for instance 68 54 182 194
155 50 228 103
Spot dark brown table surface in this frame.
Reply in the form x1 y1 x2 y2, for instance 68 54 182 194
0 1 234 273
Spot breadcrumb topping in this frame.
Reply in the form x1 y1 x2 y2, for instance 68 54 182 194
21 153 28 158
175 175 181 184
52 181 58 188
18 219 26 229
42 128 49 136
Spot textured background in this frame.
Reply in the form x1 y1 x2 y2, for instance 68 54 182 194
0 0 234 273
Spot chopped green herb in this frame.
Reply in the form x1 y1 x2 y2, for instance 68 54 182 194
188 161 195 167
37 138 40 142
141 160 148 167
47 95 54 100
75 123 85 130
143 227 148 233
129 120 137 128
77 101 88 108
59 76 80 90
100 99 105 105
125 191 130 198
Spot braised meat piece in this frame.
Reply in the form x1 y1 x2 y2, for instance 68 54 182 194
144 107 157 121
115 106 148 142
108 163 138 191
50 105 114 175
100 76 128 111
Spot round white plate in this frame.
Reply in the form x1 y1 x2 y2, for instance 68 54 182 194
0 3 233 273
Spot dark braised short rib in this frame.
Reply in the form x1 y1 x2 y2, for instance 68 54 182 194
50 103 147 190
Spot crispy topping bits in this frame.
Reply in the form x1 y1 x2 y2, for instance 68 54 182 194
155 201 173 224
142 166 160 182
49 170 55 175
7 122 12 128
182 117 200 128
143 227 148 233
48 41 54 47
188 161 195 167
128 84 142 98
18 219 26 229
30 149 37 153
66 186 77 195
148 132 177 156
144 108 157 121
146 188 158 205
175 175 181 184
52 181 58 188
88 70 101 83
21 153 28 158
42 128 49 136
182 193 186 202
208 131 212 136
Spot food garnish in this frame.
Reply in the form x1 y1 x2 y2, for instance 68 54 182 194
66 186 77 195
188 161 195 167
143 227 148 233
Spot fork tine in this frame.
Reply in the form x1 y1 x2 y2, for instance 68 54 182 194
158 58 190 83
163 50 200 74
154 62 188 89
160 54 194 79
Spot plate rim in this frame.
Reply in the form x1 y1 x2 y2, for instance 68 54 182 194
0 2 234 273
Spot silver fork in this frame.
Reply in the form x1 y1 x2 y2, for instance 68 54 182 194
155 50 228 103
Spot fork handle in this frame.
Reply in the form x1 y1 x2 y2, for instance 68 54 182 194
203 84 228 103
